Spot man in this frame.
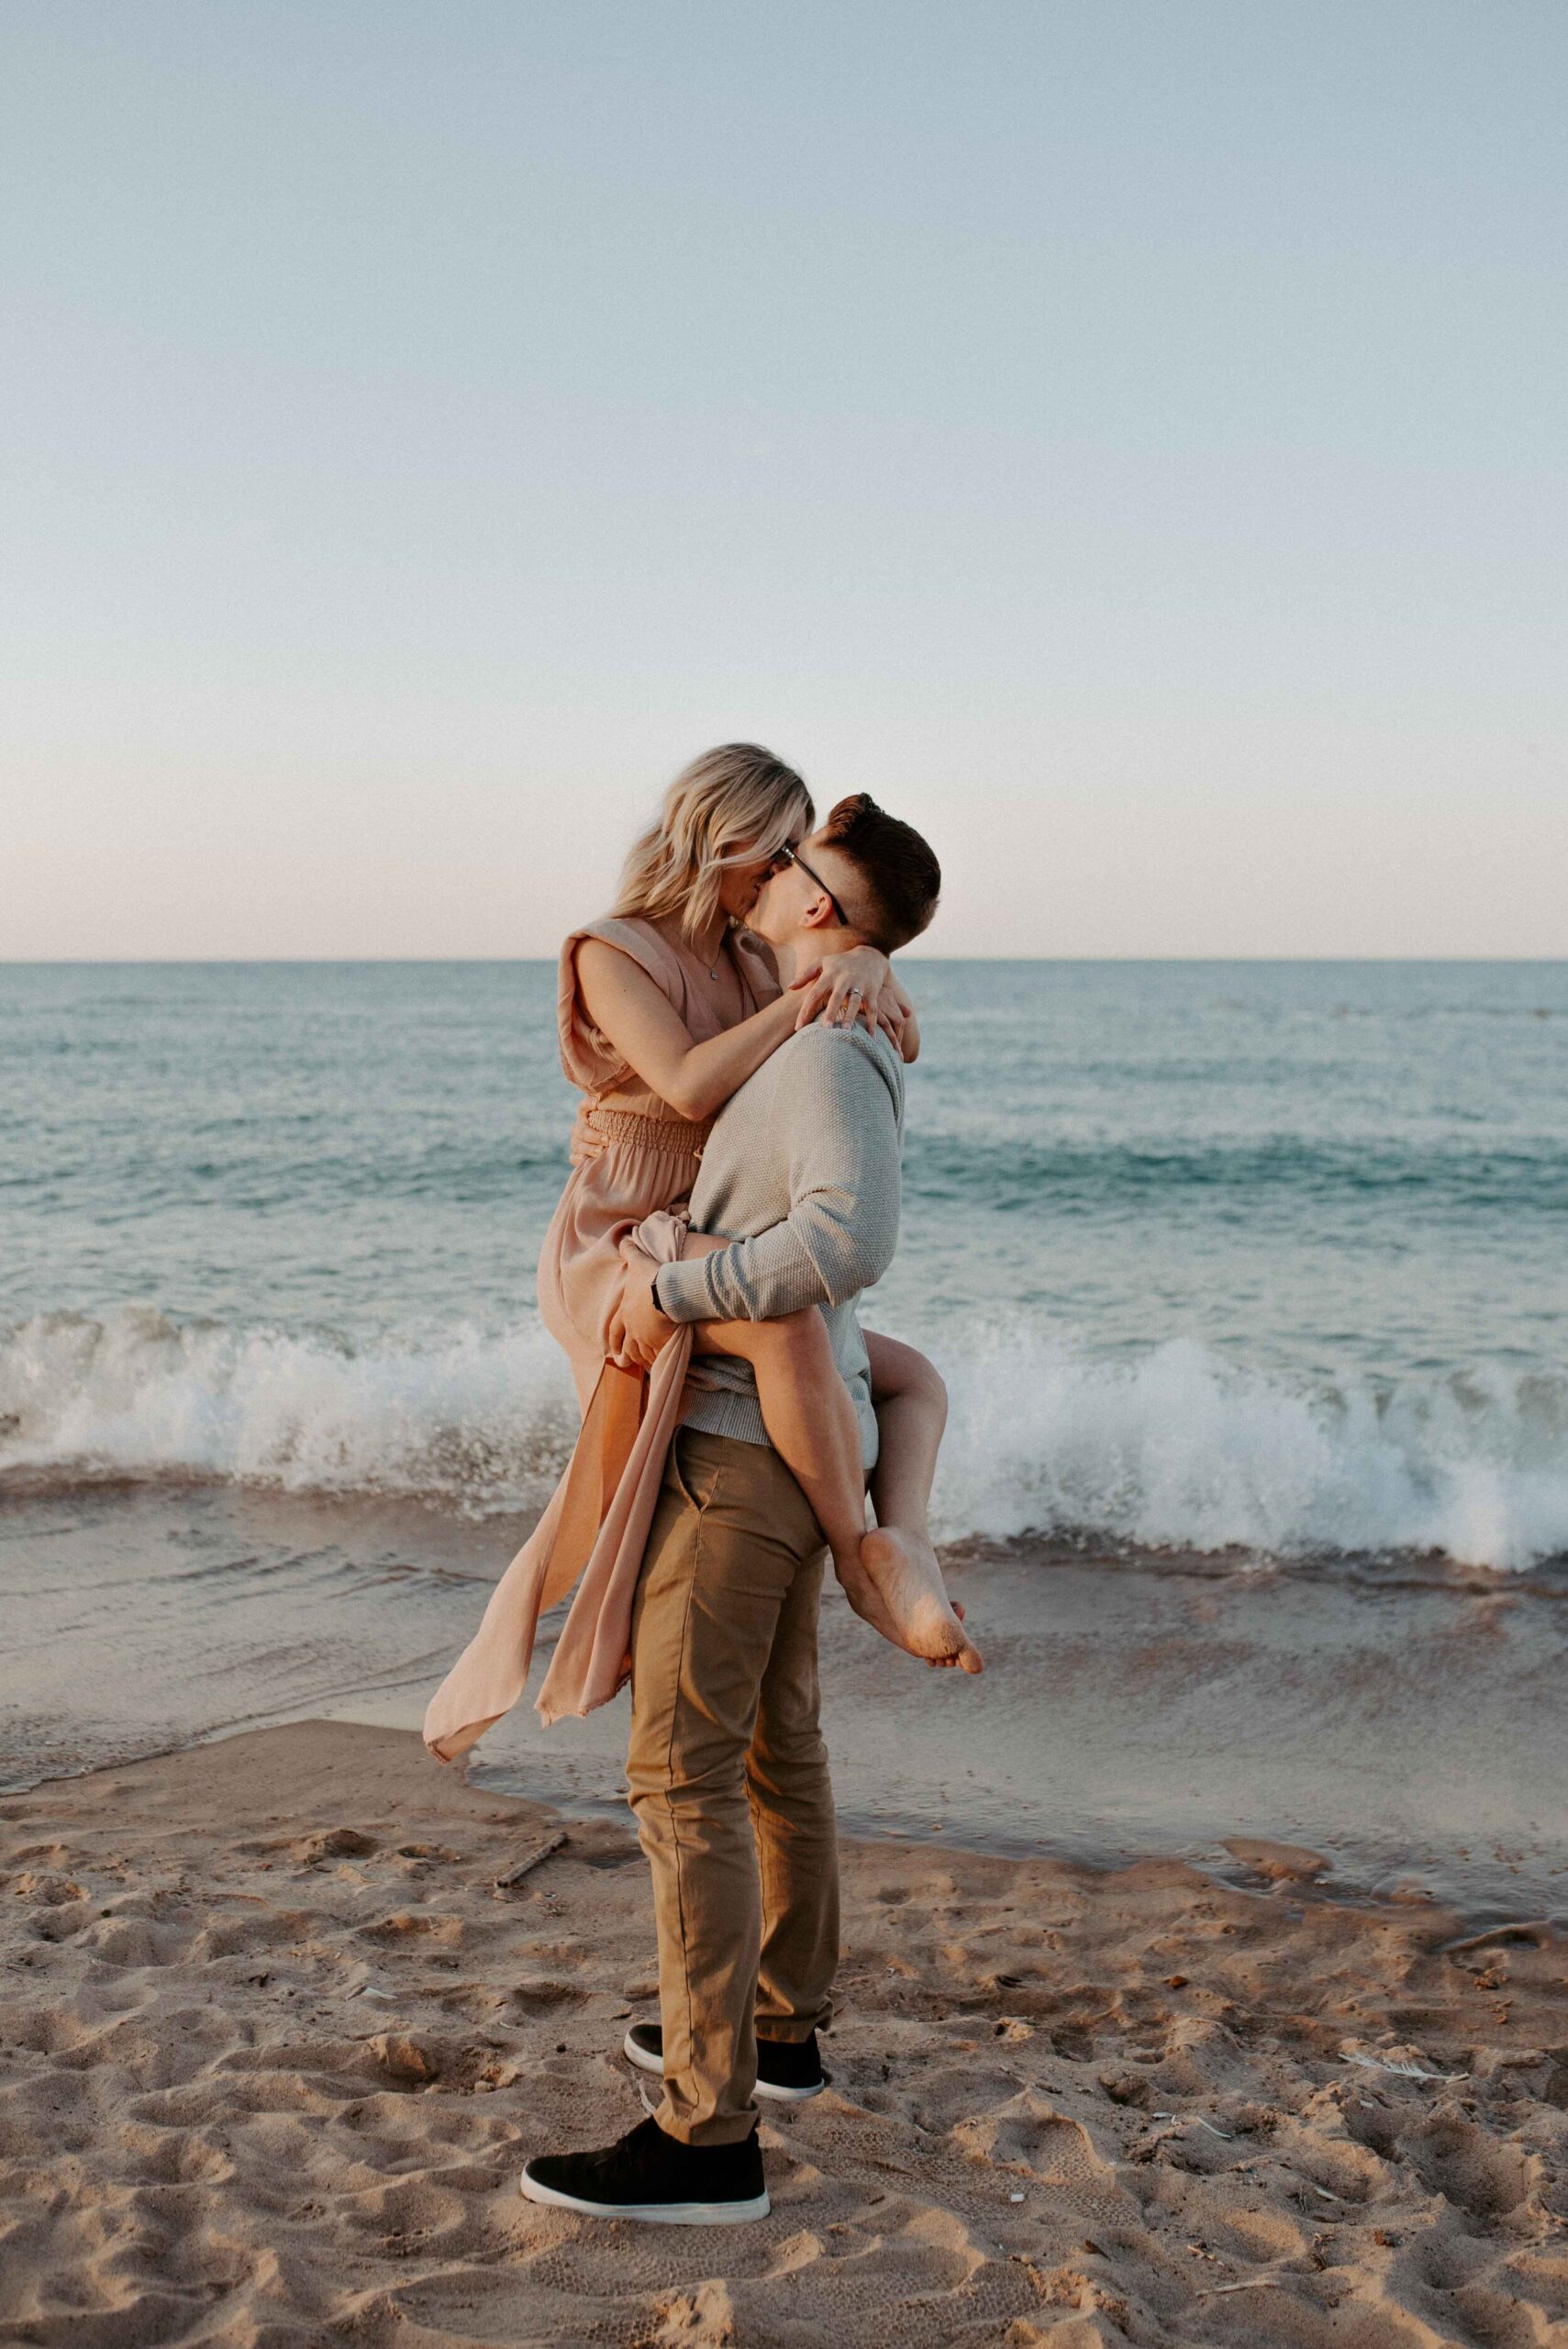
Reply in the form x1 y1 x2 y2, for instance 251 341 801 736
519 795 943 2224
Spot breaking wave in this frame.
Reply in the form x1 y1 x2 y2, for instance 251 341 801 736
4 1306 1567 1573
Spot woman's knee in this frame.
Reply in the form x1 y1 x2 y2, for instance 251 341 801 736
869 1333 947 1418
904 1351 948 1420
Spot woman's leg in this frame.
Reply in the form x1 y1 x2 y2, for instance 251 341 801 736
663 1236 896 1650
692 1308 882 1603
862 1330 945 1541
862 1331 982 1673
684 1268 977 1665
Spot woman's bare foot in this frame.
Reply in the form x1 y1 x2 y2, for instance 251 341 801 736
857 1528 984 1674
831 1549 906 1651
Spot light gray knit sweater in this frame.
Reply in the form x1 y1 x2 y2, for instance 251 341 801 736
654 1019 906 1469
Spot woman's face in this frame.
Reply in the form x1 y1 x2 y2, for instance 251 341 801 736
717 820 807 922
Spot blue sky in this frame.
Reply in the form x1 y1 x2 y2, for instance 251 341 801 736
4 2 1564 956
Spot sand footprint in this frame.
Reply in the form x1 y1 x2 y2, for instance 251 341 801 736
295 1827 383 1863
1407 2107 1536 2221
952 2087 1136 2232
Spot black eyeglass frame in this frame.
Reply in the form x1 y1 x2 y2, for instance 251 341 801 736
773 841 850 928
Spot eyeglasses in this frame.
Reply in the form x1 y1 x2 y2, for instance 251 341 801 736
772 841 849 927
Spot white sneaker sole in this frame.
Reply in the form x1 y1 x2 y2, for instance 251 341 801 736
518 2168 770 2224
622 2028 827 2103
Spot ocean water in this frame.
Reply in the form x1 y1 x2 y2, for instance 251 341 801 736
5 959 1566 1573
5 958 1566 1906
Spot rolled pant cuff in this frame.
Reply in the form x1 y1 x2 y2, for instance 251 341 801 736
655 2103 761 2148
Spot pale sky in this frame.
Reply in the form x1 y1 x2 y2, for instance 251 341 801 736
4 2 1564 959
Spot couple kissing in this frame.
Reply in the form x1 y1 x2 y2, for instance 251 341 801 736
426 744 982 2223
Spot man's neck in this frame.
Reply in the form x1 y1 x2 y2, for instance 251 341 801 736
772 931 857 987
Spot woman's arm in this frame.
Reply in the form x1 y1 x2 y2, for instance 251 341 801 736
578 939 921 1121
577 941 806 1122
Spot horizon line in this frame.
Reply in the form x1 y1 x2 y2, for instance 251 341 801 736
5 954 1566 970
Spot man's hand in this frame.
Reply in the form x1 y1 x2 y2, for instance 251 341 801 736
612 1252 677 1373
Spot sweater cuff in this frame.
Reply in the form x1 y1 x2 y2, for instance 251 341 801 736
655 1254 717 1324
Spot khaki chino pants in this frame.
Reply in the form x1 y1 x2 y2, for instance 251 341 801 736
627 1428 839 2146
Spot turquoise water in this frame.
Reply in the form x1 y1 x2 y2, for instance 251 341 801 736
4 959 1567 1569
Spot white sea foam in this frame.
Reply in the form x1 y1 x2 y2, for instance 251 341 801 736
3 1306 1566 1570
930 1325 1568 1571
0 1307 578 1514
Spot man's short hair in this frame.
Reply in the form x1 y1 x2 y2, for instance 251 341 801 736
818 794 941 952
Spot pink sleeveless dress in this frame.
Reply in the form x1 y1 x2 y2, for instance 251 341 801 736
423 917 778 1757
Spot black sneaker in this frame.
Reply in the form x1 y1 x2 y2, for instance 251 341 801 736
623 2021 828 2102
519 2113 768 2224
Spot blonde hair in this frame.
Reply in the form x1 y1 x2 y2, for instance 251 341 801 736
612 745 814 945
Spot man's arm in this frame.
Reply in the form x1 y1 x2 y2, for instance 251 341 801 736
655 1028 902 1325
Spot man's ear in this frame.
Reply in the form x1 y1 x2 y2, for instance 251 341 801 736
798 892 838 932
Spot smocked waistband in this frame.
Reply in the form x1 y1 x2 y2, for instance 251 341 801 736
580 1104 715 1158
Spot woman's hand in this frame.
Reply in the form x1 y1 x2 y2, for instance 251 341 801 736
789 945 906 1044
609 1254 676 1372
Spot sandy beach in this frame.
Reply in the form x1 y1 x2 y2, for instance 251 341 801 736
3 1718 1564 2347
8 0 1568 2329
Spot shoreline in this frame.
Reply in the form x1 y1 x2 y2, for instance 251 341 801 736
13 1462 1568 1590
6 1483 1568 1923
11 1709 1561 1943
3 1719 1565 2346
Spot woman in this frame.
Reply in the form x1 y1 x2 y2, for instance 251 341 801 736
559 743 976 1667
425 745 976 1762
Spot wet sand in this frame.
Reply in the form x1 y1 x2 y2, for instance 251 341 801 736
3 1719 1566 2347
6 1486 1567 1916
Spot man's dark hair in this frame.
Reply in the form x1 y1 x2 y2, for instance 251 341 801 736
818 793 941 952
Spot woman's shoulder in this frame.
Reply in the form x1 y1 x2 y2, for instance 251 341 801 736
567 911 662 954
556 916 699 1097
564 915 687 993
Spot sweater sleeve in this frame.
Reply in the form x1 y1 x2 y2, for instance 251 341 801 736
655 1028 903 1325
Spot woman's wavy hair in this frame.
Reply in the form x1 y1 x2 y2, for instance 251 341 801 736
612 745 814 945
